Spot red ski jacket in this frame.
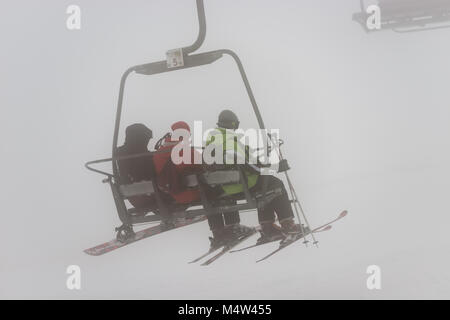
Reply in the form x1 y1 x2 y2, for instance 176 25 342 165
153 122 202 204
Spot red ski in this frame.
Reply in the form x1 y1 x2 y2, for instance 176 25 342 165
230 225 331 254
84 216 206 256
256 210 348 263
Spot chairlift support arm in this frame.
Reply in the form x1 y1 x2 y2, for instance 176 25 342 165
183 0 206 55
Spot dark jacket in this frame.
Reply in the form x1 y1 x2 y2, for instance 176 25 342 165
115 124 156 209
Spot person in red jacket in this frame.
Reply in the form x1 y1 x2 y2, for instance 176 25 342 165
153 121 202 204
153 121 253 247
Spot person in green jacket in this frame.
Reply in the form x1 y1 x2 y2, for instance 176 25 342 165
206 110 302 244
204 111 254 246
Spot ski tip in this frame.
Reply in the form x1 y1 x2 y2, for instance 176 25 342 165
83 250 101 256
340 210 348 218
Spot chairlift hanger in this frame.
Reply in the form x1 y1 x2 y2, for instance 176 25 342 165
353 0 450 33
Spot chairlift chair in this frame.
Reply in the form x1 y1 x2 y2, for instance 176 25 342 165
353 0 450 33
85 0 293 242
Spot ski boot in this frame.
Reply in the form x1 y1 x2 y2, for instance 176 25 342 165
115 224 135 243
159 219 176 231
227 223 255 240
209 228 230 249
280 218 303 234
280 218 309 242
209 224 254 249
257 222 284 244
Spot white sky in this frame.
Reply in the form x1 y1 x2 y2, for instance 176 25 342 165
1 0 450 299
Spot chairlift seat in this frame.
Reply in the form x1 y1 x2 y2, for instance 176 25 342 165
119 180 155 198
201 170 241 186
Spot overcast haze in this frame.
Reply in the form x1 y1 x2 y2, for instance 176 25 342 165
1 0 450 299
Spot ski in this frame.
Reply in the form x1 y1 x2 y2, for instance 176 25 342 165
84 215 207 256
229 235 285 253
256 210 348 263
230 225 331 253
314 225 333 233
188 244 224 264
201 229 257 266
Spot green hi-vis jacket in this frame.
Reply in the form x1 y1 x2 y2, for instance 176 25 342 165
206 128 258 195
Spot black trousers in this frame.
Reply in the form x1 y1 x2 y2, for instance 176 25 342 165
207 199 241 231
206 175 294 230
205 185 240 231
255 175 294 224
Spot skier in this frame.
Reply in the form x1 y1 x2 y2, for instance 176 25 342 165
153 121 203 205
207 110 302 243
115 123 172 211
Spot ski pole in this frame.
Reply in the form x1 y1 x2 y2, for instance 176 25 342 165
268 135 314 246
266 135 307 243
276 142 318 246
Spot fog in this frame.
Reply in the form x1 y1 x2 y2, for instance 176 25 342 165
1 0 450 299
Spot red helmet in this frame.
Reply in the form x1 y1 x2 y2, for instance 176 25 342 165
171 121 190 133
162 121 191 144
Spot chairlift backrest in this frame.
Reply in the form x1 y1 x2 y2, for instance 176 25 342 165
201 170 241 186
119 181 155 198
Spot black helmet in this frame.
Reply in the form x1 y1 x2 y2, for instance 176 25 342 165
124 123 153 147
217 109 240 129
